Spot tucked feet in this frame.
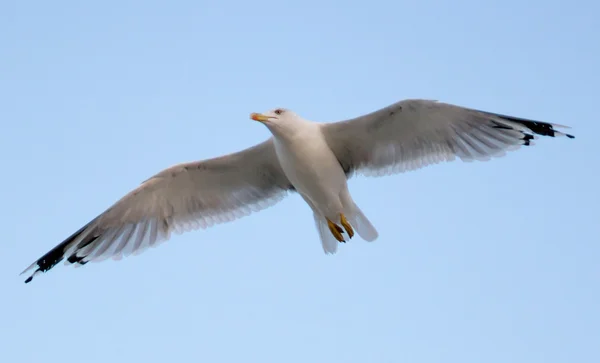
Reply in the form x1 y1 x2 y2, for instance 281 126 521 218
339 213 354 239
326 214 355 243
327 218 345 242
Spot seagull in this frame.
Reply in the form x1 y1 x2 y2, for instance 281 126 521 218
21 99 574 283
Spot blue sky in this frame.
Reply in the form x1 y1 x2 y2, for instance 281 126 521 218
1 0 598 362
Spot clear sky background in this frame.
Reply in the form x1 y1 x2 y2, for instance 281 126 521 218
1 1 598 362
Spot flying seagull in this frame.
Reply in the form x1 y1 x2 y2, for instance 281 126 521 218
21 99 574 283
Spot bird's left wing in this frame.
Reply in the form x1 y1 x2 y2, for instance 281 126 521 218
321 99 574 178
21 138 294 283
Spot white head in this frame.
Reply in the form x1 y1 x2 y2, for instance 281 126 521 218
250 108 307 137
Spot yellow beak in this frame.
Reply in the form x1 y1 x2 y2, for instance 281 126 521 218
250 113 271 122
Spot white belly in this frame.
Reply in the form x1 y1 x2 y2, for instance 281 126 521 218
273 129 348 217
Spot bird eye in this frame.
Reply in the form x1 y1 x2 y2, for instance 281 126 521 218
274 109 283 115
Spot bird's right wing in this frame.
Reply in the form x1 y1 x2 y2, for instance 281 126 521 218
321 99 574 178
21 138 294 283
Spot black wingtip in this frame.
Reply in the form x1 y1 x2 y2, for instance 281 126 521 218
22 267 42 284
485 109 576 141
21 221 96 284
522 134 534 146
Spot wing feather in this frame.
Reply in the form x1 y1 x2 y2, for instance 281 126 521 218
21 138 293 283
321 99 574 178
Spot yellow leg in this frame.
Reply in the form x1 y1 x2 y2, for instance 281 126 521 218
340 213 354 239
327 218 345 242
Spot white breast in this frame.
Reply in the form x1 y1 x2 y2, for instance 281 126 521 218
272 126 347 204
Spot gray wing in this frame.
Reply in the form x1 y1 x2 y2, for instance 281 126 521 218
22 138 294 283
321 99 574 178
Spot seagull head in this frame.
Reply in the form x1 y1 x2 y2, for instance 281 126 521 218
250 108 294 124
250 108 306 135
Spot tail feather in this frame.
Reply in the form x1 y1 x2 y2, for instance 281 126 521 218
347 203 379 242
314 212 340 254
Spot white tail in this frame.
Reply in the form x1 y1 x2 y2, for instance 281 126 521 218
346 203 379 242
313 212 340 254
313 203 379 254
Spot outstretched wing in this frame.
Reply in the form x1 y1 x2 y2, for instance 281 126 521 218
22 138 294 283
321 99 574 178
